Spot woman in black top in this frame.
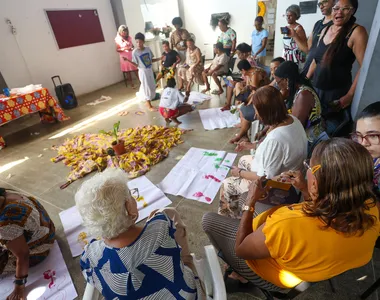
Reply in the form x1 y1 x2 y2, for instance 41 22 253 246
307 0 368 136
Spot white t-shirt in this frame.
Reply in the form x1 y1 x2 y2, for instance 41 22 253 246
211 53 229 73
159 87 185 110
251 116 308 179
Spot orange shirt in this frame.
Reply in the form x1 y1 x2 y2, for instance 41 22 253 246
246 204 380 288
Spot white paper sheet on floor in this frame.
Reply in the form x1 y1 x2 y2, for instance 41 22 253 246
182 91 211 105
159 147 237 204
59 176 172 257
199 107 240 130
0 241 77 300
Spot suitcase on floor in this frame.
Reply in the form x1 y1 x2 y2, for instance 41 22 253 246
51 75 78 109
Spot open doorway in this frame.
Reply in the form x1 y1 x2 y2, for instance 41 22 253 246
257 0 277 64
0 72 7 91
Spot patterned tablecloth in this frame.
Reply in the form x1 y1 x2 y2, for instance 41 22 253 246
0 88 70 149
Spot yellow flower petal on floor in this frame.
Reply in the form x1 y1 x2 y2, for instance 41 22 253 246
52 125 186 185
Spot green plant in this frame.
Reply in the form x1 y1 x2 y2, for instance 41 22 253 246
99 121 121 142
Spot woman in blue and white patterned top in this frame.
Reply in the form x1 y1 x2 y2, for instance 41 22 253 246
76 168 201 299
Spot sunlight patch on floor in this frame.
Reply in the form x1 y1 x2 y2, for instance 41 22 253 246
48 97 139 139
0 157 29 174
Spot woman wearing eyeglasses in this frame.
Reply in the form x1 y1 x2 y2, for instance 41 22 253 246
203 138 380 291
352 102 380 198
307 0 368 137
76 168 202 299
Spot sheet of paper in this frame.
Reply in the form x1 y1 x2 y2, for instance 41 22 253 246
59 176 172 257
182 91 211 105
199 107 240 130
0 241 77 300
159 148 237 204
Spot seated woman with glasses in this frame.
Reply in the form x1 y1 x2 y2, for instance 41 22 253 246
203 138 380 290
352 102 380 198
77 168 201 299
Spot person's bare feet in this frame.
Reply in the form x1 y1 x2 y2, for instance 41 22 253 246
221 105 231 111
172 118 182 124
211 89 224 95
201 88 210 94
145 101 158 111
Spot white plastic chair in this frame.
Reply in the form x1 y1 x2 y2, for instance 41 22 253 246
83 282 102 300
192 245 227 300
82 245 226 300
250 120 262 156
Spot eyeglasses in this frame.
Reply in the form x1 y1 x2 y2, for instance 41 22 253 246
130 188 140 201
332 6 353 13
350 133 380 145
318 0 329 7
304 159 321 174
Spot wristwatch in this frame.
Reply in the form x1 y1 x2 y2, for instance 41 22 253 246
242 205 254 213
14 276 28 285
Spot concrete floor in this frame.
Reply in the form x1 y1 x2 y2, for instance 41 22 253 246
0 81 379 300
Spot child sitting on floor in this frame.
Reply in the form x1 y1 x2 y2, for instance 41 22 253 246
159 78 193 124
124 32 160 111
156 41 181 83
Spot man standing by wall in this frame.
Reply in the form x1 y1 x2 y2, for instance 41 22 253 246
300 0 334 77
251 16 268 65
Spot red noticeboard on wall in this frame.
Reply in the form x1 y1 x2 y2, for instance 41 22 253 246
46 9 105 49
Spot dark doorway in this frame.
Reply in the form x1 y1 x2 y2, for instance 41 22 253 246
0 72 7 90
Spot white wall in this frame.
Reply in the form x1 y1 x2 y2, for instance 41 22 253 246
122 0 145 38
0 0 122 97
351 0 380 119
274 1 322 58
180 0 257 59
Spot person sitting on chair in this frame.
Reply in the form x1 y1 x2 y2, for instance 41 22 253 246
159 77 193 125
228 60 269 144
203 138 380 291
219 86 307 220
201 42 229 95
221 43 258 112
78 168 202 299
155 41 181 84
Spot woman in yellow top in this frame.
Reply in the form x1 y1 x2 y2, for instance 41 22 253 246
202 138 380 292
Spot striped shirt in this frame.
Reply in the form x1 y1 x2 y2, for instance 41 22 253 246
80 212 199 299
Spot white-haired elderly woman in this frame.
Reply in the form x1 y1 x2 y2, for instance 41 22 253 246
76 168 201 299
283 4 307 69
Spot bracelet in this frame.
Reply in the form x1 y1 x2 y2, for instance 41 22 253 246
238 169 243 177
14 276 28 285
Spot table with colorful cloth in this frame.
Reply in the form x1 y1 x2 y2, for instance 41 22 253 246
0 88 70 149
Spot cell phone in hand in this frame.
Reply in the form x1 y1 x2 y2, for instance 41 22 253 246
280 27 289 35
264 179 292 191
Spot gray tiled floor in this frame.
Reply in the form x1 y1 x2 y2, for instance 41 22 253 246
0 81 379 299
